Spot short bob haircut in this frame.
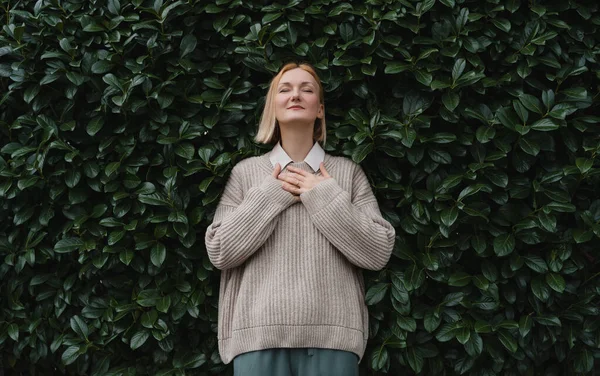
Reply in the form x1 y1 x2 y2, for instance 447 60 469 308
254 62 326 145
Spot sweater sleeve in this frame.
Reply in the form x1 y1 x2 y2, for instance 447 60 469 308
299 163 395 271
205 164 297 270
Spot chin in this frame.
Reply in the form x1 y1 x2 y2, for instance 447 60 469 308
280 119 316 127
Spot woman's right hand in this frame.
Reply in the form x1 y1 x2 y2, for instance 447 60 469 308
273 163 300 201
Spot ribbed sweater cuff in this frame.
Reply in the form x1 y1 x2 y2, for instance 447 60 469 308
300 178 344 214
259 175 298 209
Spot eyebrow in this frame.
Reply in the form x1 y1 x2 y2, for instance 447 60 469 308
278 81 315 87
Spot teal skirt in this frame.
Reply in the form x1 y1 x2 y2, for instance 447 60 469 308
233 348 359 376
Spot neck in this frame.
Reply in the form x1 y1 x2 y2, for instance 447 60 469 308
278 123 315 162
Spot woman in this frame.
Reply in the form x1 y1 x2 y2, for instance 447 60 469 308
204 62 396 376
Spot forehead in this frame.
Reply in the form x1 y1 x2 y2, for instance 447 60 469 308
278 68 317 86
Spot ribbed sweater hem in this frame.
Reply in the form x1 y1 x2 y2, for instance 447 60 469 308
218 324 367 365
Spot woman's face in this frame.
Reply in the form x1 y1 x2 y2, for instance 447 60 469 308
274 68 324 128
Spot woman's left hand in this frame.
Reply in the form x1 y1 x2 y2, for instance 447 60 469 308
278 162 331 200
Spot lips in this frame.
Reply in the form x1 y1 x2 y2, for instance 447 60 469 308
288 106 304 109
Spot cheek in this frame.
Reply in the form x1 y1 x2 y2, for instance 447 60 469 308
275 96 287 108
308 97 321 110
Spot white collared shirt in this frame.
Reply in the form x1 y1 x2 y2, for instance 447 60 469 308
268 141 325 173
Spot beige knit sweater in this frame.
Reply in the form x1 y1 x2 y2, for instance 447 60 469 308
204 152 396 364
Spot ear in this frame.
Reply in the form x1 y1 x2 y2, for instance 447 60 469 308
317 104 324 119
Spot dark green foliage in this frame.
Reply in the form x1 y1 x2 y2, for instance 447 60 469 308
1 0 600 374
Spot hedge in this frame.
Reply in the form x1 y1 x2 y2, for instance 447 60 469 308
1 0 599 374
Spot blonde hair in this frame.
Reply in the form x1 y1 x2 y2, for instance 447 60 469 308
254 62 326 145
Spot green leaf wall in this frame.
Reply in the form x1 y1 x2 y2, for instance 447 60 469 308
1 0 599 374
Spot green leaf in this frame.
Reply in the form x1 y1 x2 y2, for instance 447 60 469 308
54 238 84 253
17 176 39 190
448 272 471 287
65 169 81 188
442 92 459 111
403 92 430 116
573 229 593 243
406 347 424 373
70 315 88 340
422 253 439 271
544 201 576 213
479 262 496 283
397 316 417 332
384 61 410 74
370 346 388 371
491 18 511 32
365 283 389 305
493 234 514 257
105 162 120 177
576 158 593 174
440 206 459 227
435 323 457 342
138 193 171 206
180 34 197 58
518 137 540 156
464 331 483 356
87 117 104 136
531 118 559 131
519 315 533 337
24 85 40 104
424 311 441 332
474 321 492 333
428 148 452 164
485 170 508 187
175 352 207 369
61 345 81 365
130 329 150 350
476 126 495 143
339 22 354 42
524 255 548 273
136 289 161 307
518 94 543 114
404 265 425 291
498 330 517 352
472 275 489 291
8 323 19 341
351 143 373 163
414 70 432 86
156 295 171 313
103 73 123 91
401 127 417 148
496 107 518 130
455 327 470 344
141 309 158 329
531 277 550 301
150 242 166 267
574 348 593 373
119 250 133 265
534 315 561 327
452 58 466 82
545 273 565 293
92 60 113 74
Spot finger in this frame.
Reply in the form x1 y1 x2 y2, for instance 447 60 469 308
272 163 281 178
282 182 301 194
320 162 330 178
279 171 302 182
286 166 309 176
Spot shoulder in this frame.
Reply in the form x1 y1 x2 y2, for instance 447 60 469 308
231 154 267 173
229 154 271 186
326 154 362 178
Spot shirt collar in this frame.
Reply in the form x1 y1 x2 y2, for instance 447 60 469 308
269 141 325 172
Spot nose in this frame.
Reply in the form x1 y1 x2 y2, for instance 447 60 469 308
290 88 300 100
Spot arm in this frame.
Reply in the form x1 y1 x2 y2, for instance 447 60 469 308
299 163 395 271
205 164 297 270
